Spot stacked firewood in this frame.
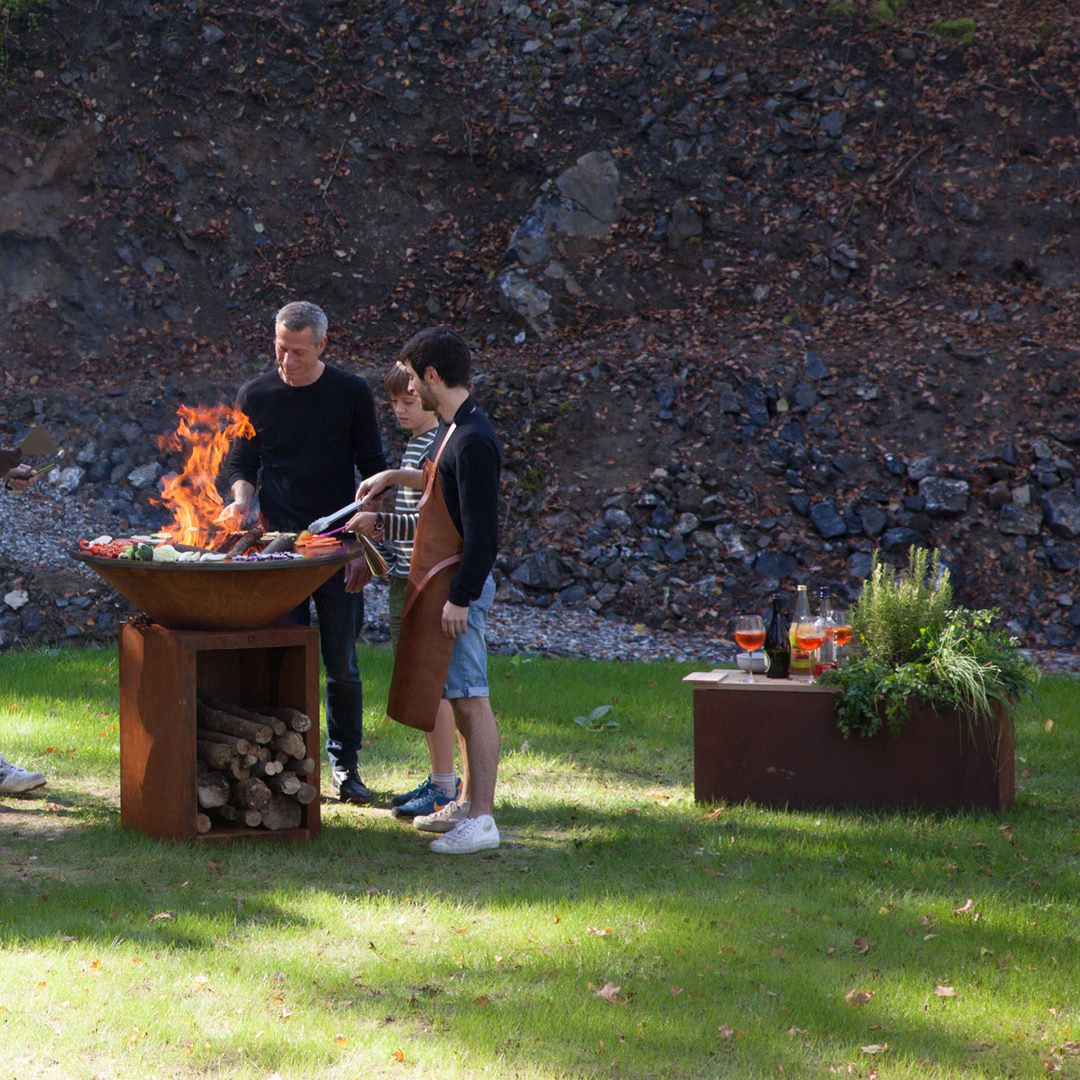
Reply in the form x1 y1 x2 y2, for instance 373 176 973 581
194 691 316 832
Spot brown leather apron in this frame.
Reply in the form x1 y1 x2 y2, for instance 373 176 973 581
386 425 462 732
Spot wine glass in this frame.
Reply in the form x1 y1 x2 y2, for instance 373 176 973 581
734 614 766 683
829 607 853 667
794 616 826 684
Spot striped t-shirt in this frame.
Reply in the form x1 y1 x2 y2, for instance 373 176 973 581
385 426 438 578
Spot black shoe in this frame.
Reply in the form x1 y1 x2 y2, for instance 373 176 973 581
332 768 373 805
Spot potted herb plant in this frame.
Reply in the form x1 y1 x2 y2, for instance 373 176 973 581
823 546 1038 742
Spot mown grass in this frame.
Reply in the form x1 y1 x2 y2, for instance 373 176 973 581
1 645 1077 1079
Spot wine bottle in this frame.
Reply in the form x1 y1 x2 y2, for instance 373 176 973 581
816 586 837 676
764 593 790 679
789 583 811 674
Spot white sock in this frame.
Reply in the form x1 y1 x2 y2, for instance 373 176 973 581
432 771 457 799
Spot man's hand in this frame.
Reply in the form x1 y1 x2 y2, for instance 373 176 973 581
217 479 255 529
344 559 372 593
441 600 469 640
345 511 377 536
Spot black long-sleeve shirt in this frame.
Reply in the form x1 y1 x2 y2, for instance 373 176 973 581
382 396 500 606
227 365 387 532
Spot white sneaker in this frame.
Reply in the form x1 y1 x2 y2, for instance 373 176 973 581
430 814 500 855
414 799 470 833
0 756 47 794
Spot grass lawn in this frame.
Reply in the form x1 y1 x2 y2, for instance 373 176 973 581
0 644 1077 1079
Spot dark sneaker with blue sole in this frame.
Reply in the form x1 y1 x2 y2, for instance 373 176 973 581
391 774 434 808
332 768 373 806
391 778 461 820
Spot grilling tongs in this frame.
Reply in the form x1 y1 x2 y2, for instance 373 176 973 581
305 498 368 537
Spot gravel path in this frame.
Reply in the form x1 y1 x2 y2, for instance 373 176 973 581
3 481 1077 672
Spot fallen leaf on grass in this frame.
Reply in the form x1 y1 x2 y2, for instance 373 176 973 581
473 995 492 1007
392 1048 405 1063
592 980 625 1004
670 985 684 996
207 860 223 874
952 898 975 916
861 1043 888 1054
587 927 613 936
1044 718 1054 732
998 823 1014 842
933 984 957 998
333 1034 348 1046
148 911 175 923
702 806 724 820
718 1025 735 1041
853 937 870 954
845 988 874 1007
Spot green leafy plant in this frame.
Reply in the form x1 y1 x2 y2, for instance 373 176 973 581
851 547 952 666
930 17 977 44
573 704 620 732
824 547 1038 738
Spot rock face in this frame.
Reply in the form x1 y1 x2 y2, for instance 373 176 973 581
1 1 1079 652
497 151 621 336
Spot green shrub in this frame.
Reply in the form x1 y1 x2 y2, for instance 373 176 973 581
826 547 1038 738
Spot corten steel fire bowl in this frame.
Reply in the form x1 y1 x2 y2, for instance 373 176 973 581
72 541 363 631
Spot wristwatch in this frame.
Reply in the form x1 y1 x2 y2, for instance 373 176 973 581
373 512 384 534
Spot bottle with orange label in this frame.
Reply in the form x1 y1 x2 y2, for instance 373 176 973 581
788 583 811 675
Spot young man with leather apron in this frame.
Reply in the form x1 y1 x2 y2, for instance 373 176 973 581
349 327 502 854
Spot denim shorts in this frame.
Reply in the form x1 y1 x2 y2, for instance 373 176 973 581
444 574 496 700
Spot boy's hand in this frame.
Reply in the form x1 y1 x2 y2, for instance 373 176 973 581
346 511 377 536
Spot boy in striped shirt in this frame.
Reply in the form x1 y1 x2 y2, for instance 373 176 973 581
355 363 463 818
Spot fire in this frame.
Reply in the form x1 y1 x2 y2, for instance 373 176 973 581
154 404 254 546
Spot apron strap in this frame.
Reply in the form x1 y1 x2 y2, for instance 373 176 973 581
401 553 463 620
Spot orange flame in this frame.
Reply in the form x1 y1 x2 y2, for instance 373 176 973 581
153 404 254 546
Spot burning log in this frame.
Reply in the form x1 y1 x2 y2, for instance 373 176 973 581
197 701 273 744
223 527 264 557
196 769 231 809
261 533 298 554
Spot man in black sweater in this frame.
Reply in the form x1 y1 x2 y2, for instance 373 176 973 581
224 301 387 804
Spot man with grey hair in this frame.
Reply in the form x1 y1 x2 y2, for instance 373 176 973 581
224 301 387 804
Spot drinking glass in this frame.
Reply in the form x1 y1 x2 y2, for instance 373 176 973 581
794 616 826 683
734 614 766 683
829 608 853 667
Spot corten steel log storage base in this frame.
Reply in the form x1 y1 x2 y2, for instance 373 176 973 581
119 622 321 842
685 672 1015 811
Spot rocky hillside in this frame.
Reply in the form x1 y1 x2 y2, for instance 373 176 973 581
1 0 1079 650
